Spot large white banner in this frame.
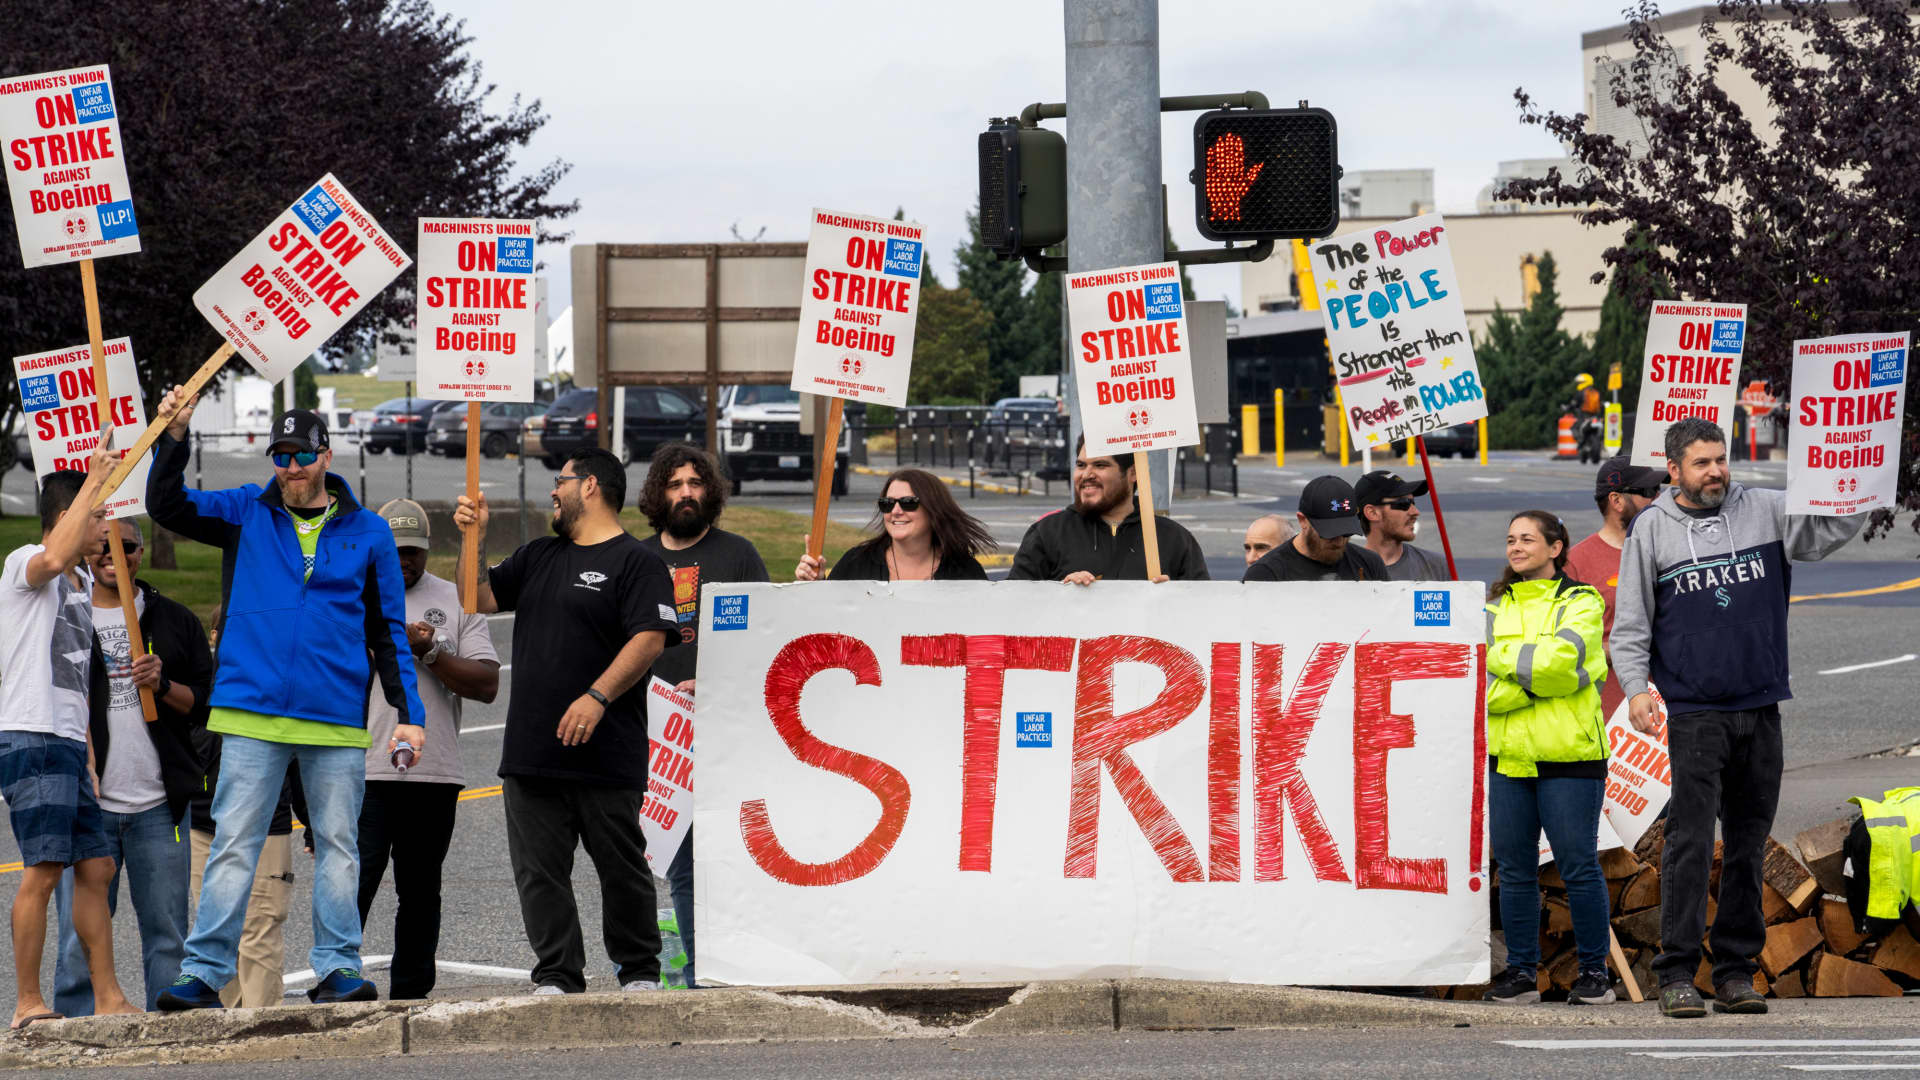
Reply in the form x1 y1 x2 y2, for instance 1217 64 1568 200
696 581 1489 987
790 208 923 406
12 337 149 519
415 218 537 402
1631 300 1747 467
1067 261 1199 455
0 64 140 267
1313 213 1486 451
193 174 411 383
1787 332 1908 516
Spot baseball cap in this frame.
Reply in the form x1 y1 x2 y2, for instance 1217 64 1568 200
378 498 430 550
1595 455 1664 498
1298 475 1363 538
267 409 330 455
1353 469 1429 507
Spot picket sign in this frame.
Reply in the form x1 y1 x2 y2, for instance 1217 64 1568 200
1630 301 1747 468
696 580 1490 987
12 336 149 518
1786 332 1909 516
641 678 695 874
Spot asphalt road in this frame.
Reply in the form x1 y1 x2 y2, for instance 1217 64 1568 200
1 446 1915 1018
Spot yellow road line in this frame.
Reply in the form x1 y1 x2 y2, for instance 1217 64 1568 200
1791 576 1920 603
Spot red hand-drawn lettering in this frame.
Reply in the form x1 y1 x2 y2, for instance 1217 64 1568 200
1251 643 1352 883
1208 642 1242 882
1351 642 1471 893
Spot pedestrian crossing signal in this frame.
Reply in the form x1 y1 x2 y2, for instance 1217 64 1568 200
1191 107 1340 242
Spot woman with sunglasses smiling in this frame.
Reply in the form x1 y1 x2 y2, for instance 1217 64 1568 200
795 469 995 582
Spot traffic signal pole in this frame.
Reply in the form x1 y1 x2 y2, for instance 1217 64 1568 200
1063 0 1170 512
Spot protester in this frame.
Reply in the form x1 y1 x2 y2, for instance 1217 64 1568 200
356 499 499 1000
1614 417 1866 1018
1008 440 1208 583
637 444 768 987
50 517 212 1015
1355 470 1448 581
148 394 426 1010
1241 514 1294 566
2 461 142 1028
1481 510 1614 1006
454 448 679 994
1562 455 1664 718
796 468 994 582
1243 476 1389 582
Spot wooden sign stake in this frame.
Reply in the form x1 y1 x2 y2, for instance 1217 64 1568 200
89 342 235 509
1136 455 1164 581
461 401 482 612
805 397 844 561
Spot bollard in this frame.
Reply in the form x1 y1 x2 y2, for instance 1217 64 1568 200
1478 416 1489 466
1334 386 1351 467
1406 431 1417 467
1241 403 1260 458
1272 389 1286 468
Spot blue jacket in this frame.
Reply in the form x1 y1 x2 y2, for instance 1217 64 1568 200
147 433 425 732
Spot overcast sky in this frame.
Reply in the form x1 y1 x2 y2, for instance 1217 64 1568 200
449 0 1653 317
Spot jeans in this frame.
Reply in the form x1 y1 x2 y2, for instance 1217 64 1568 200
52 803 190 1013
182 736 366 988
357 781 460 999
667 828 694 987
1488 766 1611 972
1654 707 1783 989
503 776 659 993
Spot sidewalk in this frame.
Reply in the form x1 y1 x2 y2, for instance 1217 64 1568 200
5 979 1915 1070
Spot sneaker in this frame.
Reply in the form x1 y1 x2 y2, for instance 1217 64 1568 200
1660 981 1707 1018
1568 968 1617 1006
307 968 379 1005
1484 967 1541 1005
620 979 660 992
157 974 224 1011
1713 976 1768 1014
530 984 565 996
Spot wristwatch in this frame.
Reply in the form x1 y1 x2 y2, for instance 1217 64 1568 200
585 687 610 708
422 633 453 665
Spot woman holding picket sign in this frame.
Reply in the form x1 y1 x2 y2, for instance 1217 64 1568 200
1482 510 1616 1006
794 469 994 582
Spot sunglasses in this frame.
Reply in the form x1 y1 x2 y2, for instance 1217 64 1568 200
271 451 320 468
1618 487 1661 499
1380 497 1417 511
876 496 922 513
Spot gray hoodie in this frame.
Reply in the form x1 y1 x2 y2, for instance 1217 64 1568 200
1612 481 1862 715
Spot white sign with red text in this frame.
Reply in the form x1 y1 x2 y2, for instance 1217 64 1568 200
415 218 536 402
0 64 140 267
1600 687 1670 851
1313 214 1486 450
1631 301 1747 468
791 208 923 406
1067 261 1199 455
642 677 695 874
193 174 411 383
696 581 1489 987
1787 331 1909 516
12 337 149 518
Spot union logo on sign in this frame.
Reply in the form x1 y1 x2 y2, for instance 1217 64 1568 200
243 310 267 332
1128 408 1151 429
1834 476 1858 495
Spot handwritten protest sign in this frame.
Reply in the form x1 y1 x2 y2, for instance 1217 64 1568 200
12 337 149 518
791 208 923 406
698 581 1489 987
415 218 537 402
0 64 139 267
1787 332 1909 516
1312 213 1486 450
641 677 695 874
1631 301 1747 468
194 174 410 384
1066 261 1199 455
1601 686 1670 851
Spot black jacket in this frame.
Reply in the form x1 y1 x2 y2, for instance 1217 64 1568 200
1008 503 1210 582
830 539 988 581
88 579 214 825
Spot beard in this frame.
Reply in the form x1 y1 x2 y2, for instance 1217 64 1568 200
1682 477 1726 509
1074 480 1129 519
664 496 714 540
551 496 581 539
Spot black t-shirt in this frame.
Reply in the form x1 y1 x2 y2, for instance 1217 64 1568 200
637 527 770 686
829 539 988 582
1243 539 1390 582
488 532 678 788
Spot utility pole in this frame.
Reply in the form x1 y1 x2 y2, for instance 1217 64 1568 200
1063 0 1169 508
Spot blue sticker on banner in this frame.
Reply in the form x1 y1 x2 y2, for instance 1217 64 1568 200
495 236 533 273
1869 348 1906 387
18 375 58 413
1710 319 1744 354
1015 711 1052 747
96 200 137 241
291 185 343 235
71 81 114 123
711 594 748 631
1143 282 1182 320
882 238 922 278
1413 590 1451 627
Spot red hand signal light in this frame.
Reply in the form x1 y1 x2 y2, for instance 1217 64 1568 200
1204 134 1264 223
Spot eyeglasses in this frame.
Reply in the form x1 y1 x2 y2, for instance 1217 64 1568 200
876 496 922 512
1624 487 1661 498
1381 497 1417 512
554 475 586 485
271 451 320 468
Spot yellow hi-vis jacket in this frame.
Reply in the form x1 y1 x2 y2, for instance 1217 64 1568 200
1484 575 1609 779
1847 787 1920 920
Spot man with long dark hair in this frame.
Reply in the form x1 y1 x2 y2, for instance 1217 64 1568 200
1009 441 1207 584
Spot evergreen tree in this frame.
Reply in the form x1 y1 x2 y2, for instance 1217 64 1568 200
1474 252 1592 449
909 282 994 405
953 202 1032 399
1012 259 1063 392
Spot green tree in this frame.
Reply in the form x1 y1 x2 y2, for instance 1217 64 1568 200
294 365 320 411
909 282 994 405
954 203 1033 399
1474 252 1592 449
1012 258 1062 391
1587 230 1670 415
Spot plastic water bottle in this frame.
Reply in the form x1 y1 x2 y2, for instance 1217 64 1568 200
391 740 416 773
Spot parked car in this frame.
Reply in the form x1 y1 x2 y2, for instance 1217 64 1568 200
716 383 848 495
521 410 548 461
365 397 463 455
1398 422 1478 459
538 386 705 468
427 400 548 459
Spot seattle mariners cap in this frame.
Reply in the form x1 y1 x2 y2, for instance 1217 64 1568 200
267 409 330 455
